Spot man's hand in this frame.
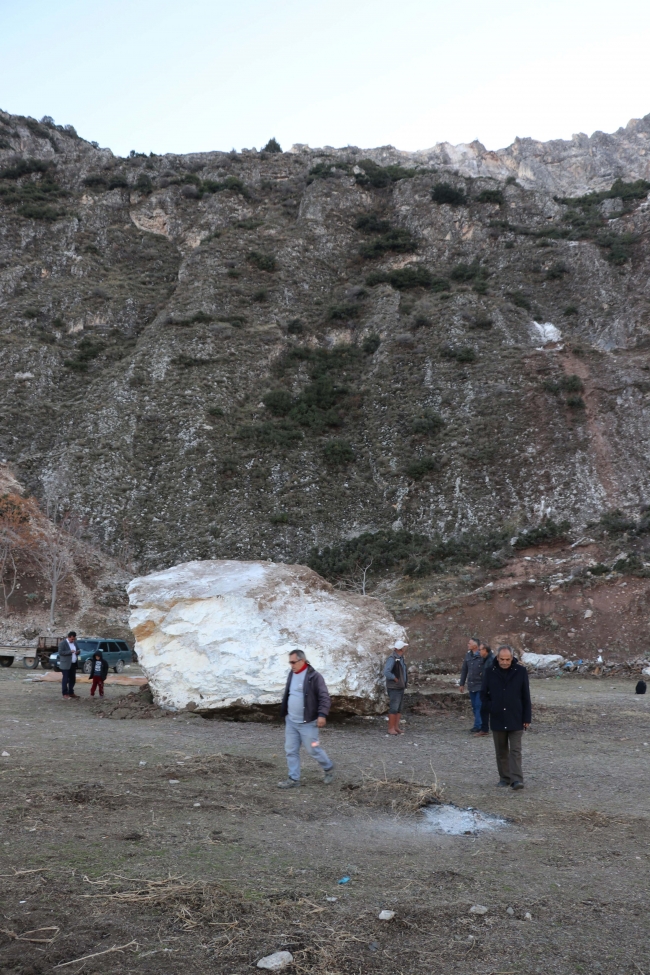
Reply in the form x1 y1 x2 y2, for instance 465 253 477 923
523 722 530 729
316 717 326 728
459 685 466 694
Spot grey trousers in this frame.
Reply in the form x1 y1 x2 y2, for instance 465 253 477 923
492 730 524 784
285 717 333 781
387 688 404 714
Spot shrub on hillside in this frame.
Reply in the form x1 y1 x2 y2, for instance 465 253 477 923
355 159 416 188
432 182 467 206
248 251 277 272
323 439 355 465
263 137 282 153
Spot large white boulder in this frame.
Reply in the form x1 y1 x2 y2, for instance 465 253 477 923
521 651 565 669
127 559 406 713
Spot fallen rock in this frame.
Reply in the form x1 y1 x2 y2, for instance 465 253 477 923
469 904 488 915
128 559 405 714
521 651 565 670
378 910 395 921
257 950 293 971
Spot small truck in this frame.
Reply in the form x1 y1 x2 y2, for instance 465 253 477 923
0 636 59 669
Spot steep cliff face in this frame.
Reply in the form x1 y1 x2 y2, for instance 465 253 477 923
2 109 650 574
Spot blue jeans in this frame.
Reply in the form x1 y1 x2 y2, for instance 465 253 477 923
469 690 483 730
285 717 333 781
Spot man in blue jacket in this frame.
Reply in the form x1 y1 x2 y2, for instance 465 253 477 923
481 644 531 790
277 649 334 788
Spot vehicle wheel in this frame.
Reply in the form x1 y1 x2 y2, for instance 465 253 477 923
40 657 53 670
0 656 14 667
82 659 93 675
115 660 125 674
22 656 38 669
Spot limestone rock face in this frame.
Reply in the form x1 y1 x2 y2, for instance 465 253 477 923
127 559 405 713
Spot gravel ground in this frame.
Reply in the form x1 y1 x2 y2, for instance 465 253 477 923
0 667 649 974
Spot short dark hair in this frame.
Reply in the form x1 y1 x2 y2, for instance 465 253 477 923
288 648 306 661
479 641 492 652
469 636 481 645
67 630 77 638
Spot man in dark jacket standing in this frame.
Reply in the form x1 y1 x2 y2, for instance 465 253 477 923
383 640 408 735
481 645 531 790
57 631 79 700
459 637 493 735
277 649 334 788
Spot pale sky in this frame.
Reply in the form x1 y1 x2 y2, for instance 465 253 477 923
1 0 650 157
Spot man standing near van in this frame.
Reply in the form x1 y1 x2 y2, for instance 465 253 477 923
57 630 79 700
277 649 334 788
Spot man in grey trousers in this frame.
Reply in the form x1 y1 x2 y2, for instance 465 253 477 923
277 649 334 788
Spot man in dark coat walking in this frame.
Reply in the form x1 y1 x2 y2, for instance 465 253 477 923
459 637 493 735
481 645 531 790
277 649 334 788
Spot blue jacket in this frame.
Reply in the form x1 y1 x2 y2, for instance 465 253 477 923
481 658 531 731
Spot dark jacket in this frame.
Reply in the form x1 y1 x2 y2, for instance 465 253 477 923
481 658 532 731
56 638 74 671
280 664 331 722
90 656 109 681
383 652 408 690
460 650 493 692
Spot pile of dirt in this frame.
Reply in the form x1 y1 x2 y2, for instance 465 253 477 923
97 684 169 720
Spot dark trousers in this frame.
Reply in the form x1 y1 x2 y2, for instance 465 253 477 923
90 677 104 697
492 730 524 784
469 690 483 730
61 669 74 696
387 688 404 714
69 662 77 692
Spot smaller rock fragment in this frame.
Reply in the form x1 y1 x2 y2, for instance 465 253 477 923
524 911 533 920
256 950 293 970
506 906 514 916
469 904 488 915
378 910 395 921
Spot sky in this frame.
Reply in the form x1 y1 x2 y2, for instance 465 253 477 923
1 0 650 157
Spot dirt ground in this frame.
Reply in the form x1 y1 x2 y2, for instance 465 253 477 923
1 666 649 975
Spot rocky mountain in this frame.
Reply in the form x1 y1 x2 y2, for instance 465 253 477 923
2 107 650 594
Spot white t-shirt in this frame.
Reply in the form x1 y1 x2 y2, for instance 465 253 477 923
288 669 306 722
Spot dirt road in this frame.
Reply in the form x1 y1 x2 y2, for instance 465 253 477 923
1 668 649 974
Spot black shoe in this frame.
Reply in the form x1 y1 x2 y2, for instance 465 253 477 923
511 781 524 791
496 779 510 787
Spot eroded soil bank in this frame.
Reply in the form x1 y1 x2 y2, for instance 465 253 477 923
1 669 649 975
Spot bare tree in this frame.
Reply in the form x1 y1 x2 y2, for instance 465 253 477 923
32 528 71 629
0 493 34 615
335 558 375 596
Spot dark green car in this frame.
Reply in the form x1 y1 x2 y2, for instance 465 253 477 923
50 638 133 674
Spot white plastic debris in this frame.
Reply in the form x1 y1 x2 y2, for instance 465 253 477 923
168 779 180 784
325 896 337 902
378 910 395 921
193 802 201 807
584 609 593 618
469 905 488 915
139 761 147 766
256 950 294 971
1 751 9 757
524 911 533 920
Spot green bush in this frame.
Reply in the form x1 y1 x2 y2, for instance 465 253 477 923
172 353 215 368
566 394 585 409
17 202 61 221
506 292 532 310
546 262 569 280
513 519 571 549
0 157 53 179
323 439 355 465
432 182 466 206
563 374 584 393
405 457 439 479
135 174 153 194
359 227 417 258
598 232 638 265
367 265 449 291
362 333 381 354
412 315 431 329
263 389 293 416
410 411 444 435
287 318 304 335
237 421 303 447
476 188 504 204
308 526 511 581
354 159 416 188
328 303 360 320
252 289 269 302
596 509 637 534
450 262 482 282
270 511 289 524
63 336 105 372
307 161 352 182
263 137 282 153
207 405 224 417
355 213 391 233
248 251 277 272
469 315 493 329
564 304 579 316
440 345 476 363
